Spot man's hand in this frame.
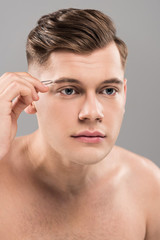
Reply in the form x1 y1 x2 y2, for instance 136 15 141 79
0 72 48 159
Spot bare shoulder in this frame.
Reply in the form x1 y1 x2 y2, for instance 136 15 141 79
114 145 160 240
115 145 160 177
114 145 160 198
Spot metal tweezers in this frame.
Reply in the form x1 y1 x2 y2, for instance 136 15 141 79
41 80 54 86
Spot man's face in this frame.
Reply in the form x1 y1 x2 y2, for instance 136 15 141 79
29 42 127 165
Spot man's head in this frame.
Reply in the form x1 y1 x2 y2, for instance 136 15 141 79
25 8 128 166
26 8 128 69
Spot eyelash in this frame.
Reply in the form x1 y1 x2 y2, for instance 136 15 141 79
57 86 119 97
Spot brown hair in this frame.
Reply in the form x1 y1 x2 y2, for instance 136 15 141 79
26 8 128 68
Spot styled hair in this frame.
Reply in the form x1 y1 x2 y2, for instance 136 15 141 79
26 8 128 68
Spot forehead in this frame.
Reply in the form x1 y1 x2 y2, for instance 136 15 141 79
43 42 124 81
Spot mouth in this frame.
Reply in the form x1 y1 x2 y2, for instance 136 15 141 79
71 130 106 143
71 135 105 143
72 135 105 138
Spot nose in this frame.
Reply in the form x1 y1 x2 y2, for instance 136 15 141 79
78 93 104 122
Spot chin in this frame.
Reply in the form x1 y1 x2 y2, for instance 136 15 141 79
69 150 109 166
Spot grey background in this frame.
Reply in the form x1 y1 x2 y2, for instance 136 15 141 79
0 0 159 167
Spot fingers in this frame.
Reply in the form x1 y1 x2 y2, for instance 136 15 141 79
11 94 36 119
1 81 36 102
0 72 49 119
0 72 48 97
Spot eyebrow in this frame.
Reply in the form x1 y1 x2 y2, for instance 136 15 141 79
53 77 123 86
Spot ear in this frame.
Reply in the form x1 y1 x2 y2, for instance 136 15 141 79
24 102 37 114
123 78 127 113
124 78 127 105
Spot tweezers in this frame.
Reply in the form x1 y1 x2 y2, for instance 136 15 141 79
41 80 54 86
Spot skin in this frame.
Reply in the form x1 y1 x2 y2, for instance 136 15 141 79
25 42 127 194
0 42 160 239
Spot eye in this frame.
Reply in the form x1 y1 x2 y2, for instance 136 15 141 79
60 87 78 96
101 88 117 96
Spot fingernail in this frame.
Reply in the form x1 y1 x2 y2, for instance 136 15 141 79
34 93 39 100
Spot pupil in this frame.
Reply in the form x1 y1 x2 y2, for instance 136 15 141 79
107 88 113 95
65 88 73 95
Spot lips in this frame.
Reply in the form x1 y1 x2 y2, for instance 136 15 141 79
71 130 106 138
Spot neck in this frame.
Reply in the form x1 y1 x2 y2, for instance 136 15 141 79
25 130 115 197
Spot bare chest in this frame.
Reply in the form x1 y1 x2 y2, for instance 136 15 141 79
0 186 146 240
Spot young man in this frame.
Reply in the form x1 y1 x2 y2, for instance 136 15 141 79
0 8 159 239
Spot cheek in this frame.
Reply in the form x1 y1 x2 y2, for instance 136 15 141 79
37 97 76 126
104 102 124 133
